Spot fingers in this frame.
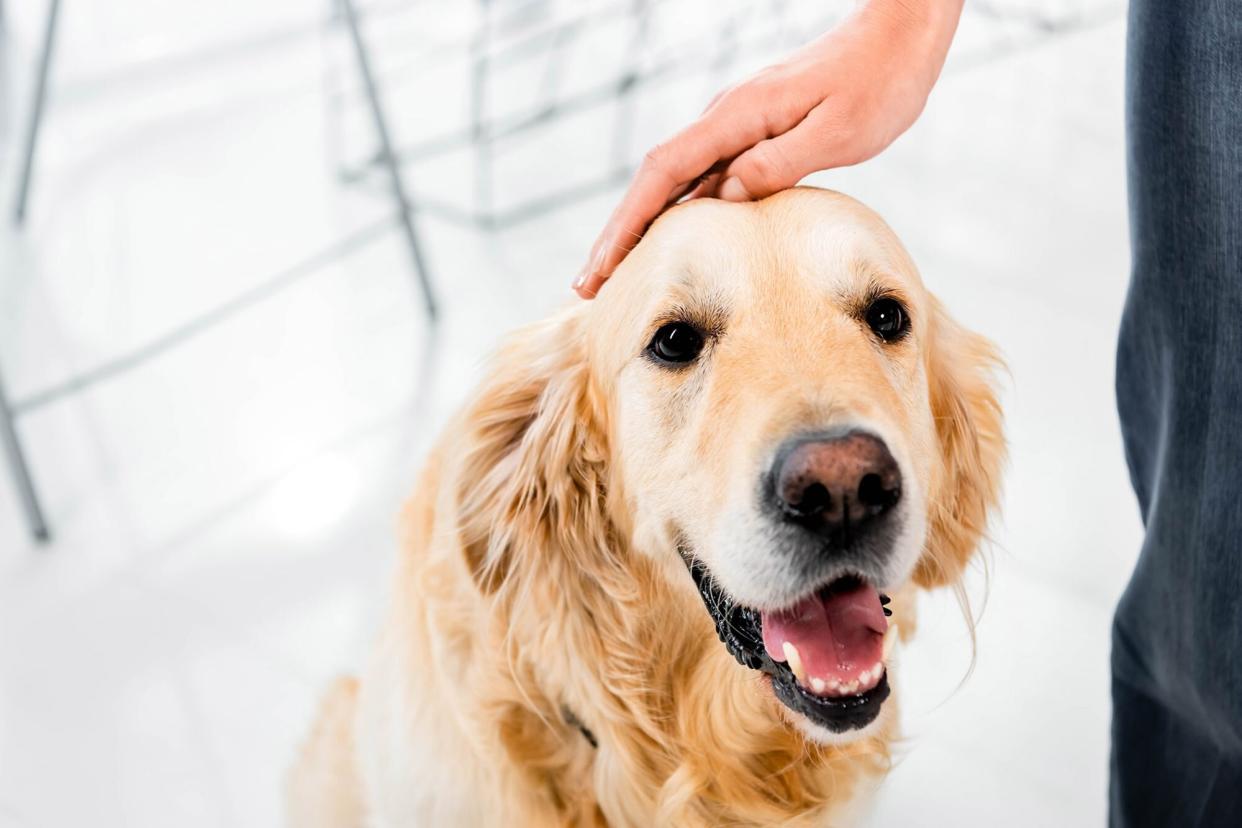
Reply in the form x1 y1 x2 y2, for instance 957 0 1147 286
716 100 842 202
574 90 776 298
686 167 727 201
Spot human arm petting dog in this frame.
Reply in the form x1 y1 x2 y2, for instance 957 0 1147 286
574 0 964 298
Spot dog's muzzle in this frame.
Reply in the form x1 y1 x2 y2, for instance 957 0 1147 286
683 555 893 734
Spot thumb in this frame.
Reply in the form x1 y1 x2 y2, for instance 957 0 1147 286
716 101 846 201
716 131 810 202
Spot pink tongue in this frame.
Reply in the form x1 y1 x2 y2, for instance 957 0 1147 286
761 581 888 687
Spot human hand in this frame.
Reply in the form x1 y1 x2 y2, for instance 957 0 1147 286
574 0 964 298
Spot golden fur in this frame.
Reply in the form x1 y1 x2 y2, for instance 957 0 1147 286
288 188 1004 827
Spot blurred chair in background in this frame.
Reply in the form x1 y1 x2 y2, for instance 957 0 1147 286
1 0 441 543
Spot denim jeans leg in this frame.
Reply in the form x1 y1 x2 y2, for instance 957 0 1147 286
1113 1 1242 825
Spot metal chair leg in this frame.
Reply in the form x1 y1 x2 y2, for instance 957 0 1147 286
336 0 438 319
12 0 62 226
0 368 49 543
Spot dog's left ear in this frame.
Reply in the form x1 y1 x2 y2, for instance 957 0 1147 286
452 308 612 594
914 297 1006 589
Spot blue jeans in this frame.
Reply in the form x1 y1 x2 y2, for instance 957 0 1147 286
1113 1 1242 825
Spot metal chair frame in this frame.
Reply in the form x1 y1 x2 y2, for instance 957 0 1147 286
1 0 436 543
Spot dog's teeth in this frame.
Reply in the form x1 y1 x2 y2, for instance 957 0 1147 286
811 677 826 694
882 623 899 662
858 663 884 690
844 679 859 694
782 642 809 686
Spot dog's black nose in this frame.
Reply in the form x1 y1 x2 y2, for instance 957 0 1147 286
773 432 901 535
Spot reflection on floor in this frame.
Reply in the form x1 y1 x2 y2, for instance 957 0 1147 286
0 2 1137 826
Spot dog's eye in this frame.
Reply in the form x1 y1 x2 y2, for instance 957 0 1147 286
864 298 909 342
648 322 705 364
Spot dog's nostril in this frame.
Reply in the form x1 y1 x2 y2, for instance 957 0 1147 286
790 482 831 517
857 473 892 509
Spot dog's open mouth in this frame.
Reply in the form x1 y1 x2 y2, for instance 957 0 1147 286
685 558 895 733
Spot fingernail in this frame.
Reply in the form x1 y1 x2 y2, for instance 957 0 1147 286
718 177 751 202
590 240 611 273
576 242 608 289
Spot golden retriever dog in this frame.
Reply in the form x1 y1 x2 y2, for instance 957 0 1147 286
287 187 1004 827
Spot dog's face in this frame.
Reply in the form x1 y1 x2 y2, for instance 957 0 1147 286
583 189 1002 743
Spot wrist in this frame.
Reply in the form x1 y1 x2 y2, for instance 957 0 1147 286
854 0 963 88
861 0 964 35
857 0 963 57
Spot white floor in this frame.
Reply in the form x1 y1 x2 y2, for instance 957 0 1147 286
0 2 1139 826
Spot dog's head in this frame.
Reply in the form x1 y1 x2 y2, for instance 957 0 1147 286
457 188 1003 751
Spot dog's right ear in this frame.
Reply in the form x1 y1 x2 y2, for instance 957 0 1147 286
915 296 1006 590
451 308 611 594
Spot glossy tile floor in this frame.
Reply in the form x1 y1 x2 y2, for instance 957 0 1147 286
0 1 1138 825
